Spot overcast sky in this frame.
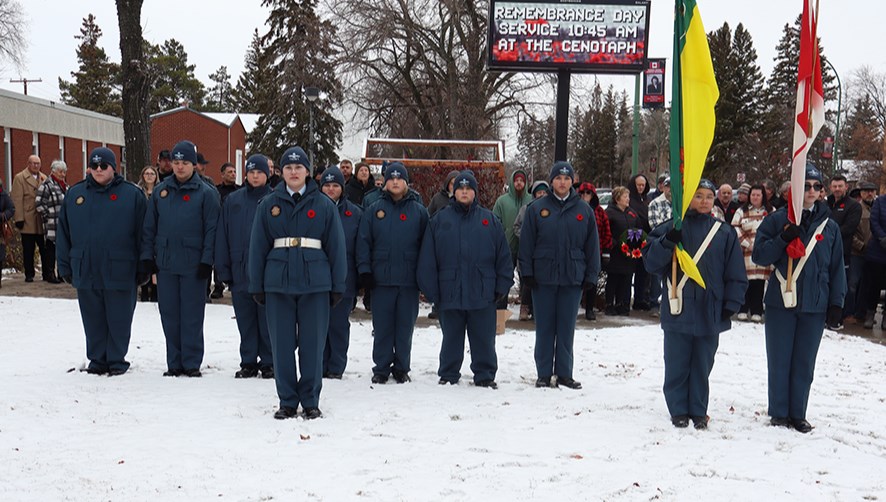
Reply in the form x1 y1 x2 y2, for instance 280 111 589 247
1 0 880 160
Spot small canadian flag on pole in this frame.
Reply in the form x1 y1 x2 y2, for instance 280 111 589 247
788 0 825 231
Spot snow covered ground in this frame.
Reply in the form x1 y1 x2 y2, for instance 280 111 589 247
2 296 886 500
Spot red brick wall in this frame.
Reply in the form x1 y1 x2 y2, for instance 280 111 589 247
65 138 84 183
10 128 33 177
229 119 247 167
38 133 61 176
151 109 233 184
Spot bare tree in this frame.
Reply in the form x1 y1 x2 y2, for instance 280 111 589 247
116 0 151 175
851 66 886 134
326 0 541 160
0 0 27 72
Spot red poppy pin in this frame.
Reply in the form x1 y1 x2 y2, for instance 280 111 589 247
183 195 190 202
628 211 636 217
482 219 489 226
576 214 584 221
307 209 316 219
345 210 353 217
816 234 824 241
110 194 117 201
839 204 845 209
400 214 407 221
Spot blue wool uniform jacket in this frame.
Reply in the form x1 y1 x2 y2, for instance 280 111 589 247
249 182 347 296
644 212 748 336
141 174 220 275
333 196 364 297
57 174 147 290
214 184 272 294
356 190 429 288
518 190 601 287
752 202 846 313
417 199 514 310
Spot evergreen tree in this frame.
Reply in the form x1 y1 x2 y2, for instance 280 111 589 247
146 39 207 114
58 14 122 117
203 65 235 112
232 30 276 115
515 113 555 182
842 94 883 161
254 0 343 167
572 83 619 186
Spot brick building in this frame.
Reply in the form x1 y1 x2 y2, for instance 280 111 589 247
150 107 253 184
1 88 124 186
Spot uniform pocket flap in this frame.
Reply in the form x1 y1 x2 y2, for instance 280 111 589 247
569 249 585 260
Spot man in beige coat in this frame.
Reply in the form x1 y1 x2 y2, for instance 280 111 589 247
11 155 50 282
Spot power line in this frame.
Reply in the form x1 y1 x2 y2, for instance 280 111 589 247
9 77 43 95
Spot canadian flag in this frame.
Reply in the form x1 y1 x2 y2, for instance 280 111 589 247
786 0 824 258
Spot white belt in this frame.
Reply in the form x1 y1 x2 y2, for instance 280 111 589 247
273 237 322 249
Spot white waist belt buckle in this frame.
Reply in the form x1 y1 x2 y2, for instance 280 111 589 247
273 237 322 249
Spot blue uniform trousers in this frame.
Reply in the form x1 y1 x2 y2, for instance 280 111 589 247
324 294 354 375
157 272 207 371
438 305 497 383
371 286 419 376
765 307 826 419
231 291 272 369
532 285 582 379
266 292 328 409
77 287 137 372
662 330 720 418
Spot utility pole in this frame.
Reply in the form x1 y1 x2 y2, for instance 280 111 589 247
9 77 42 95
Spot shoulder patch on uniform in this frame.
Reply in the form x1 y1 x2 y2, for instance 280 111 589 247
376 209 386 219
159 189 168 198
75 196 85 205
540 208 550 218
271 205 281 217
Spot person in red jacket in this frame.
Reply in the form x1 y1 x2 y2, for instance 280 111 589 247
578 182 611 320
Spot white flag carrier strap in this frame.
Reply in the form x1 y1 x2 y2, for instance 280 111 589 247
774 219 829 308
667 221 722 316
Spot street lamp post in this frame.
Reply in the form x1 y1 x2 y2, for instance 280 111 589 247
823 59 842 176
304 86 321 168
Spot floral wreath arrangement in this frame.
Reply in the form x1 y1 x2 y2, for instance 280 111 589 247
618 228 648 259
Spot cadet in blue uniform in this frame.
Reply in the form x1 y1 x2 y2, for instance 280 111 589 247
356 162 429 384
643 179 748 430
56 148 147 376
141 140 221 377
318 166 363 378
418 171 513 388
215 154 273 379
518 161 600 389
752 164 846 433
249 146 347 420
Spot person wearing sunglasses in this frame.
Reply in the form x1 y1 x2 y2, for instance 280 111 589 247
56 147 148 376
141 140 221 378
753 163 846 434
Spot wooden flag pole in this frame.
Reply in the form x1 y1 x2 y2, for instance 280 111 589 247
671 251 678 299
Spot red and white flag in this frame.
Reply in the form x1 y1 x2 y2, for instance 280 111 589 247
788 0 825 229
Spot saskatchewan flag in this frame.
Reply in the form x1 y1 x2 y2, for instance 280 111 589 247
668 0 719 288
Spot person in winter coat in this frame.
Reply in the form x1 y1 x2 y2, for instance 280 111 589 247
345 162 375 206
513 180 549 321
0 179 16 289
418 171 513 388
643 179 748 430
140 140 221 378
519 161 600 389
357 162 428 384
57 148 147 376
752 164 846 434
493 169 533 310
825 174 861 327
249 146 347 420
215 154 274 379
647 177 673 314
628 173 652 310
136 165 159 302
605 187 641 315
848 181 876 325
11 155 49 283
578 182 612 320
731 184 773 322
35 160 68 283
319 166 363 379
427 170 459 218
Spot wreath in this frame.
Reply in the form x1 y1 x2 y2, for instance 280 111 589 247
618 228 647 259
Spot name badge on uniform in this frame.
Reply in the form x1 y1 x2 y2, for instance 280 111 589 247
540 208 550 218
376 209 386 219
271 205 281 217
159 189 168 198
75 196 85 205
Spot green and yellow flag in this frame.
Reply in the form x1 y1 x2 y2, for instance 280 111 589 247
668 0 719 288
